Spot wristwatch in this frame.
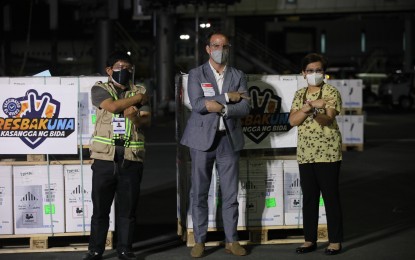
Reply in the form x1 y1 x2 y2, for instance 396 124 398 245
312 107 318 118
220 107 226 116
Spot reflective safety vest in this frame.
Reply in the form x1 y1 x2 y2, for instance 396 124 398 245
90 81 146 162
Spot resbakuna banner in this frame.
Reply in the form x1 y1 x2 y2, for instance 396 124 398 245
181 74 299 149
0 83 78 154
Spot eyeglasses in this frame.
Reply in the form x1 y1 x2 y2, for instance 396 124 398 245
305 69 324 74
112 64 133 73
209 43 232 50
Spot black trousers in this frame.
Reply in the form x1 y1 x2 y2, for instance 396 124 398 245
299 161 343 243
88 155 143 254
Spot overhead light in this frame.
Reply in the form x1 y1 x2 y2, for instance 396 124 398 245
199 22 211 29
180 34 190 40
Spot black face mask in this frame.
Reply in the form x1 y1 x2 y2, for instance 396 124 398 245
112 68 132 86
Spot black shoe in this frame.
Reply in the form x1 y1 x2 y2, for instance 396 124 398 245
325 244 342 255
295 243 317 254
82 251 102 260
118 251 137 260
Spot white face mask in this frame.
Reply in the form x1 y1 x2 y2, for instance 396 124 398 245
306 73 324 86
211 49 229 64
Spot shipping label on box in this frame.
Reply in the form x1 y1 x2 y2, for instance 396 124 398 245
0 166 13 234
13 165 65 234
64 165 115 232
283 160 327 225
9 77 46 86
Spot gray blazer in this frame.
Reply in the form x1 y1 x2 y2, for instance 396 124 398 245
180 62 250 152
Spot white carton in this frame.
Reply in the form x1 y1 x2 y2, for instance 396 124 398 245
328 79 363 108
283 160 327 225
336 115 364 144
13 165 65 234
64 165 115 232
186 159 284 229
239 159 284 226
0 166 13 234
78 76 107 146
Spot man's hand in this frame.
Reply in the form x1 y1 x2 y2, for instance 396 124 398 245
124 106 139 120
134 93 148 106
205 100 223 113
227 91 250 102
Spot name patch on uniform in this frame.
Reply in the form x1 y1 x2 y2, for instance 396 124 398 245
112 117 126 135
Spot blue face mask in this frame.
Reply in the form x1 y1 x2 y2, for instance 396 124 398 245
112 68 132 86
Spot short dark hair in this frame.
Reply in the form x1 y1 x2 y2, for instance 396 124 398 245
301 53 328 72
106 51 133 67
205 30 229 46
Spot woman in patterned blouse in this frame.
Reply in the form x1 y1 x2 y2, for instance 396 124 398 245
289 53 343 255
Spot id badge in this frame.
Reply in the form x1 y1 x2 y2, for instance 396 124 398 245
112 117 126 135
201 83 215 97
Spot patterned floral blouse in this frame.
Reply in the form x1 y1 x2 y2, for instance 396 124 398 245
291 83 343 164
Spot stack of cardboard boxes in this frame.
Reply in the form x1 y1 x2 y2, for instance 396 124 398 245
328 79 365 149
0 165 114 235
185 159 326 230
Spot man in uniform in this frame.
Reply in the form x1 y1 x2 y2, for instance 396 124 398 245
83 51 150 260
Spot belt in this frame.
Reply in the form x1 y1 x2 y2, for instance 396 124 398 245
216 131 227 137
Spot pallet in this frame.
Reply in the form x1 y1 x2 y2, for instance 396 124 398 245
342 143 364 152
0 159 93 166
342 107 363 115
0 146 93 166
240 148 297 160
185 225 328 247
0 231 112 254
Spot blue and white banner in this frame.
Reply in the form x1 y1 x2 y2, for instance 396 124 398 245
0 83 78 154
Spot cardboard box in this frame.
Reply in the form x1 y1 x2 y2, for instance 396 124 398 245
0 166 13 234
328 79 363 108
336 115 364 144
283 160 327 225
78 76 107 146
239 159 284 226
64 165 115 232
13 165 65 234
186 159 284 229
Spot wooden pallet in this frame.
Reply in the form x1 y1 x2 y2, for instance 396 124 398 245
0 146 93 166
342 143 364 152
342 107 363 115
184 225 328 247
0 159 93 166
0 231 112 254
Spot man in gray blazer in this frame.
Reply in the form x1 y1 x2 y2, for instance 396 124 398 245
180 31 250 258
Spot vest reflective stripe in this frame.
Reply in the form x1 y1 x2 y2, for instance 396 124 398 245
93 136 113 145
93 136 144 148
